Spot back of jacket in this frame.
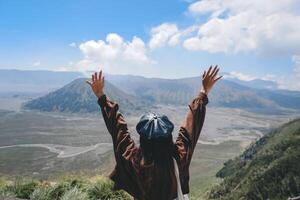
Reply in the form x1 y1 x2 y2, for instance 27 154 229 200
97 93 208 200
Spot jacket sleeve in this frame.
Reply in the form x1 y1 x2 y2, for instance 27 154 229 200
97 94 137 163
175 92 208 166
98 94 140 197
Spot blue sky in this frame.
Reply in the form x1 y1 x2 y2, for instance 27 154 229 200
1 0 300 89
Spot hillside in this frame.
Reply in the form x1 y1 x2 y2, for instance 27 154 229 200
21 73 300 114
208 118 300 200
23 78 149 114
106 74 300 113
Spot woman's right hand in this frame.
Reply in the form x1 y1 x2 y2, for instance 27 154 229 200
201 65 222 95
86 70 105 98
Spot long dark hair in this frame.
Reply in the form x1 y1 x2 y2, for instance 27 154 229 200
139 135 175 165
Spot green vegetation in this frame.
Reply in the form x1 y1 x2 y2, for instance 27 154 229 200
0 176 131 200
189 140 243 200
207 118 300 200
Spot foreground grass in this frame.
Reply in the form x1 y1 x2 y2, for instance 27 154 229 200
0 176 132 200
0 140 245 200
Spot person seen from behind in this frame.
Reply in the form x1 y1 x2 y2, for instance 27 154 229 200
86 66 222 200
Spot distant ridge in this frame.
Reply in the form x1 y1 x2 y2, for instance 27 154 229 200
3 69 295 114
23 78 148 114
22 74 300 114
105 74 300 113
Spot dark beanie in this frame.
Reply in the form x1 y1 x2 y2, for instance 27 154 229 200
136 112 174 139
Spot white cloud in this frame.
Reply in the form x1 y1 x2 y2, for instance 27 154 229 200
259 55 300 90
224 69 300 91
183 0 300 55
149 23 179 49
33 61 41 67
188 0 223 17
149 23 198 49
123 36 149 62
79 33 123 61
69 42 76 48
224 71 257 81
78 33 150 62
71 33 152 73
292 55 300 77
280 54 300 90
65 0 300 89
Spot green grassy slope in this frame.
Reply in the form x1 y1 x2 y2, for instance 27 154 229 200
0 176 131 200
207 118 300 200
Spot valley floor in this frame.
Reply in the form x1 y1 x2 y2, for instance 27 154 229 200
0 97 299 199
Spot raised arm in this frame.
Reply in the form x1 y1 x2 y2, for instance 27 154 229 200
175 66 222 164
87 71 140 195
86 70 136 155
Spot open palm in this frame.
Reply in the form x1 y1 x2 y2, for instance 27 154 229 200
201 65 222 95
86 70 105 98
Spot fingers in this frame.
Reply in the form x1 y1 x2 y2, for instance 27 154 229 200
210 65 217 77
202 70 206 79
86 80 92 86
91 69 103 82
207 66 212 77
99 70 102 80
214 76 223 82
101 75 105 86
99 69 104 85
205 65 219 79
211 65 219 77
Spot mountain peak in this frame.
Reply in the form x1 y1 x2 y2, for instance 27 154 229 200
23 78 147 114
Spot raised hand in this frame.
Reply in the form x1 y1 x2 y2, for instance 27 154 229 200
201 65 222 95
86 70 105 98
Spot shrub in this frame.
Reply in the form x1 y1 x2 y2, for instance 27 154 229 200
30 186 53 200
60 187 89 200
5 178 38 199
0 176 131 200
88 178 130 200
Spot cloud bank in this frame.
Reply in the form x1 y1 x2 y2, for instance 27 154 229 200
70 0 300 89
149 0 300 56
73 33 151 73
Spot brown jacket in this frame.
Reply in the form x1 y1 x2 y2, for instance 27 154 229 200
98 92 208 200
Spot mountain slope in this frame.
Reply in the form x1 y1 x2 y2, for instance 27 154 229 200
23 74 300 114
208 118 300 200
106 74 300 113
23 78 149 114
106 74 271 107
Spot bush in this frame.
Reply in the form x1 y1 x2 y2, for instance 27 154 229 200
0 176 131 200
30 186 53 200
60 187 89 200
5 178 38 199
88 177 131 200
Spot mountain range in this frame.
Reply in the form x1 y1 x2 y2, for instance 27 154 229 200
22 72 300 114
